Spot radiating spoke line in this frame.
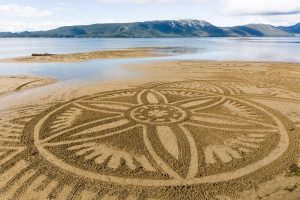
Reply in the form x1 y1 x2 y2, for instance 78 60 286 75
0 147 26 165
73 102 125 114
190 97 227 111
191 113 278 129
71 119 130 137
40 115 124 144
185 121 278 132
76 100 136 107
171 96 217 106
160 90 209 98
79 89 138 100
179 99 214 109
41 125 140 147
0 146 25 150
191 114 249 126
0 137 20 142
170 94 218 105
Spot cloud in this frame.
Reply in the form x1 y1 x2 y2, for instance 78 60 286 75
0 4 52 17
223 0 300 16
97 0 210 4
0 21 63 32
54 2 75 12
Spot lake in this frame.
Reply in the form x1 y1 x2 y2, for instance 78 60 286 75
0 37 300 81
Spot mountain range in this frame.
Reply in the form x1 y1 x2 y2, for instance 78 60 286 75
0 20 299 38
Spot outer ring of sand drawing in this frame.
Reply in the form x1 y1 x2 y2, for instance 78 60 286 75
33 88 289 187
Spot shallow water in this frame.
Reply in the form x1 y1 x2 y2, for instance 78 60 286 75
0 37 300 82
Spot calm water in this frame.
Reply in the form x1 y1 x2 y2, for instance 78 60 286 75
0 37 300 81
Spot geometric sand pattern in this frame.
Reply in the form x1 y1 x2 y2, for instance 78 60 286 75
0 80 296 199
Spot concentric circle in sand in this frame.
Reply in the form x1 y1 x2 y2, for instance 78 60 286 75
31 81 289 187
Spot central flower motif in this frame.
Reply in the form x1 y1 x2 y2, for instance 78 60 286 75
129 104 187 124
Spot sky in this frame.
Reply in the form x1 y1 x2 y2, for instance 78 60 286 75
0 0 300 32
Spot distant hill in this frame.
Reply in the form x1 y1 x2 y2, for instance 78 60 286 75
0 20 297 38
225 24 292 37
279 23 300 34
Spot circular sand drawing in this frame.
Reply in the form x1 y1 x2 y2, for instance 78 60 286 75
31 81 289 187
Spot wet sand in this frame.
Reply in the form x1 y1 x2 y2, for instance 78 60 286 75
0 75 56 96
0 60 299 199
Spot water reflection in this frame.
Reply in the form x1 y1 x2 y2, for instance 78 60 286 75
0 59 139 81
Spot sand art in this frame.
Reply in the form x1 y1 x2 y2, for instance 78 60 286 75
0 79 298 199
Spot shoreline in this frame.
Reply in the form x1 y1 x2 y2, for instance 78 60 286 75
0 47 165 63
1 59 299 101
0 75 56 97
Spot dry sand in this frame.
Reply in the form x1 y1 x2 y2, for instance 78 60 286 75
0 47 164 63
0 60 299 200
0 75 56 96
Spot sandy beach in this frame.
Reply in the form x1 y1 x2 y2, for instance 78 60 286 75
0 47 166 63
0 58 299 199
0 0 299 197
